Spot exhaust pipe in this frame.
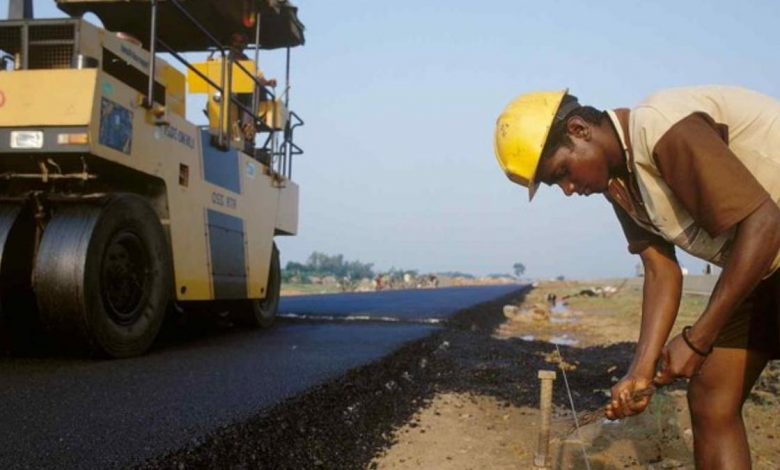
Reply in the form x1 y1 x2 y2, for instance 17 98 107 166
8 0 34 20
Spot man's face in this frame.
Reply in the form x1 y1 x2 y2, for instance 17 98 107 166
231 33 248 50
536 120 610 197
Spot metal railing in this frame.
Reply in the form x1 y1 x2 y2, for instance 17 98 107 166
0 20 79 70
145 0 303 179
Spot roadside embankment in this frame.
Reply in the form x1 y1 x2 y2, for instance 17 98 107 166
141 281 780 469
595 275 717 296
373 281 779 470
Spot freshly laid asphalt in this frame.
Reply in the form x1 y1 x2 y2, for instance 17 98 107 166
278 284 523 320
0 284 523 470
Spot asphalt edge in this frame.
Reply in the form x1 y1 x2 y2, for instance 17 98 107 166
137 286 531 470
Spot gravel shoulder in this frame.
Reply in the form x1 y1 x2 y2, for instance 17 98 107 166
139 282 780 470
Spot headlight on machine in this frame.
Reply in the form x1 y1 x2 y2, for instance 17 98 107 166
10 130 44 149
57 132 89 145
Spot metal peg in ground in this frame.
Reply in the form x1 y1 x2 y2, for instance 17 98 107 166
534 369 557 468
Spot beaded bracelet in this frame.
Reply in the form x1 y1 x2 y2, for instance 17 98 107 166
682 326 713 357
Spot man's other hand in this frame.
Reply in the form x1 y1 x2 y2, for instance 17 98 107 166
654 333 708 385
605 374 654 420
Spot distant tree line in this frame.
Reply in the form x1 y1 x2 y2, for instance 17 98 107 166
282 253 525 285
283 252 375 283
382 267 419 282
486 273 514 279
436 271 475 279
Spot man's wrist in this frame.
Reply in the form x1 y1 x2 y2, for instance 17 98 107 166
628 359 657 379
687 324 717 354
682 326 714 356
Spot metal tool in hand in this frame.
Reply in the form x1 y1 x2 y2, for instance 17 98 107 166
570 385 658 432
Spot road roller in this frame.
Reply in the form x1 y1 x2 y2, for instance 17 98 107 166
0 0 305 357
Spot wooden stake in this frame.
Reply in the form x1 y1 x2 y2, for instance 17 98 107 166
534 370 556 468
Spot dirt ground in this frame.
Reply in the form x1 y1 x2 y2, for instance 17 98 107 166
371 281 780 470
141 282 779 470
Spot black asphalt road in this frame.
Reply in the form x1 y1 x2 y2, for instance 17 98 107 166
0 284 523 469
278 285 521 321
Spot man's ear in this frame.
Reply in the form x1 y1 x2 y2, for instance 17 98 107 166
566 116 591 141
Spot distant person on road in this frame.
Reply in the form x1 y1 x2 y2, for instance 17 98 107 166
494 86 780 469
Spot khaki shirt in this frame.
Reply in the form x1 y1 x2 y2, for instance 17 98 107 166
606 85 780 275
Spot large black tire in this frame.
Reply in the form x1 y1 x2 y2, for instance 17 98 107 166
233 243 280 329
34 194 172 358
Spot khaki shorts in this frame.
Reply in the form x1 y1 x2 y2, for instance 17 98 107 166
714 271 780 358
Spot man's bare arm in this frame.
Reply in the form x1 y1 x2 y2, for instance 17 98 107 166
631 246 682 377
606 245 681 419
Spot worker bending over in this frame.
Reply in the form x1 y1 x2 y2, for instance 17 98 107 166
494 86 780 470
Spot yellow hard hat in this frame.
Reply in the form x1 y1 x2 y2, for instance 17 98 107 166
493 89 569 201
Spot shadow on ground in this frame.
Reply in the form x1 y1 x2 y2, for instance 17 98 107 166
0 305 271 359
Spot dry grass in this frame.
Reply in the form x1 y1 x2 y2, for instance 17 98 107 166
519 280 709 346
562 283 709 337
281 283 344 296
520 281 780 469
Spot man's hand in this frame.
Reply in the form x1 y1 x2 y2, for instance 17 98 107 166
241 121 256 140
258 77 277 88
653 332 708 385
605 374 655 420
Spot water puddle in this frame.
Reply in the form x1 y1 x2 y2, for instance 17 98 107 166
551 302 569 314
512 301 581 346
550 302 580 345
278 313 444 326
517 333 578 346
550 317 577 324
550 301 578 323
549 334 579 346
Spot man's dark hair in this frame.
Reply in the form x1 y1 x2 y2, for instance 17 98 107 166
541 95 607 159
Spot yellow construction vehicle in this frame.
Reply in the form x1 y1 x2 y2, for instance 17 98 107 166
0 0 305 357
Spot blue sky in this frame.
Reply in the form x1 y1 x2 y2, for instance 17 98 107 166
4 0 780 279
